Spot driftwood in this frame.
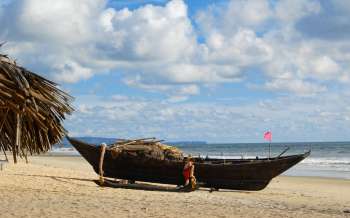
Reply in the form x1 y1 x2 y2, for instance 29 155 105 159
95 178 196 192
108 138 184 161
0 51 74 163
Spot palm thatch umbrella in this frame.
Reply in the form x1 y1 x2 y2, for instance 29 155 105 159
0 53 74 163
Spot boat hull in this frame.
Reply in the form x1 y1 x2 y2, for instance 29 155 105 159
68 137 310 191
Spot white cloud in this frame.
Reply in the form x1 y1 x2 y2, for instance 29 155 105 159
66 93 350 142
262 33 350 94
225 0 272 27
177 85 200 96
4 0 350 141
264 79 326 96
98 0 196 61
0 0 272 94
0 0 205 98
1 0 350 98
111 94 129 101
124 76 173 92
166 95 189 103
53 60 94 83
165 84 199 103
196 0 272 36
12 0 105 44
310 56 340 79
161 64 241 83
204 28 273 66
0 0 110 84
274 0 321 23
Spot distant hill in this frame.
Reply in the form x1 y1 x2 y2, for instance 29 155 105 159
58 137 206 147
59 136 117 147
166 141 207 146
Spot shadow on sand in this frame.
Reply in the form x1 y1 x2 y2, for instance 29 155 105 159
95 179 252 194
9 173 94 187
8 173 252 194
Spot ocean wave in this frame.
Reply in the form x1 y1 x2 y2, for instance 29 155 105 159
302 158 350 165
49 147 79 155
298 158 350 173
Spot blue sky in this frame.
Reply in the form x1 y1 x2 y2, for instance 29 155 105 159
1 0 350 142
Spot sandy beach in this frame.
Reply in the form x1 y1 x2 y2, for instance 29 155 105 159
0 155 349 218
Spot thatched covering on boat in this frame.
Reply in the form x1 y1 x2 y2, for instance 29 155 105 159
0 53 74 163
109 138 184 161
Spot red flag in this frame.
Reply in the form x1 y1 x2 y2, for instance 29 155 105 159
264 131 272 141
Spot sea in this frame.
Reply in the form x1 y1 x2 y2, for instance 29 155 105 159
51 138 350 180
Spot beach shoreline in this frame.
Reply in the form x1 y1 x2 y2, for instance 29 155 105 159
0 155 349 218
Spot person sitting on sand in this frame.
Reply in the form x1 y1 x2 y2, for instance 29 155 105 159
183 155 194 187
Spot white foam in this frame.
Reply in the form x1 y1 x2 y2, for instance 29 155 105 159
302 158 350 165
49 147 79 156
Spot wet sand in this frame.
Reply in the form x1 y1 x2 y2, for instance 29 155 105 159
0 155 349 218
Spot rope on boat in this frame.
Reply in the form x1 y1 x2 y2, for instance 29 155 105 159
99 144 106 185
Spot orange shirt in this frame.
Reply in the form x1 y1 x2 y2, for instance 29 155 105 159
183 162 192 180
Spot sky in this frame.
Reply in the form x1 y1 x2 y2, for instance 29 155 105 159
1 0 350 142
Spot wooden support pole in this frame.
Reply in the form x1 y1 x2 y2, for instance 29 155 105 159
20 147 28 164
13 144 17 164
1 145 8 162
99 143 106 185
0 109 9 162
0 108 9 132
14 112 22 164
24 149 28 164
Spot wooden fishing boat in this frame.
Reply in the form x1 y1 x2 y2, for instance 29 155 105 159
67 137 310 191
